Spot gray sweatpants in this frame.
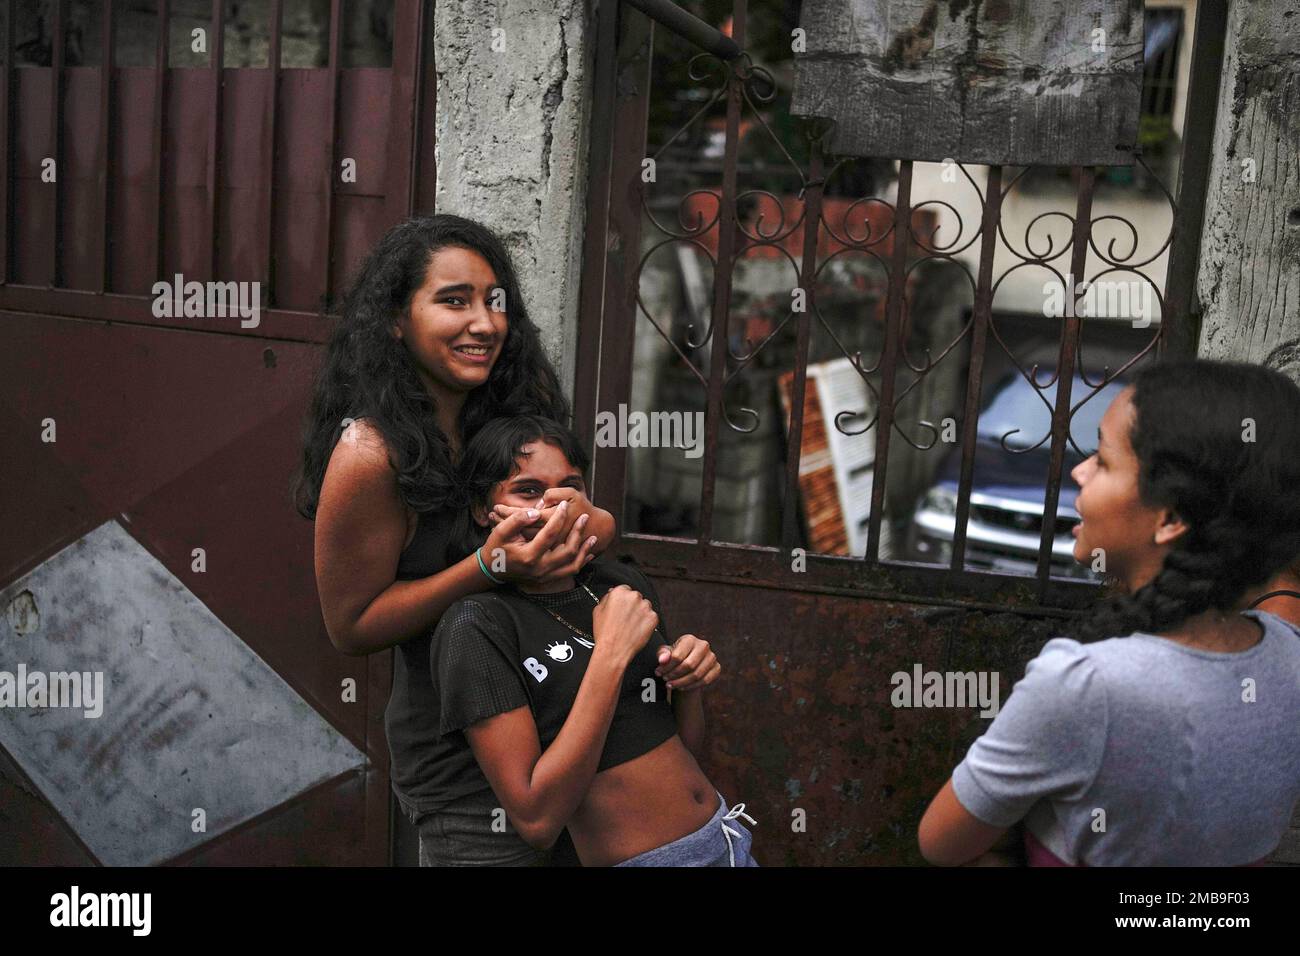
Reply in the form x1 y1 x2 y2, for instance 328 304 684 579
614 791 759 867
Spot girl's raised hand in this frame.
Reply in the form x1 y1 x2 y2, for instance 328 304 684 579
487 487 589 538
481 499 597 587
655 634 721 691
591 585 660 667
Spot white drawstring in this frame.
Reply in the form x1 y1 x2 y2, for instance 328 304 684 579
720 802 757 867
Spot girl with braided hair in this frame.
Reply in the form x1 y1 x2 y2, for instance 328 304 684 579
918 358 1300 866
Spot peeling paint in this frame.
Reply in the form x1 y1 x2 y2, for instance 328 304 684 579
6 590 39 636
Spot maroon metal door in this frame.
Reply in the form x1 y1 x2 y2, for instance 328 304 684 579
0 0 436 866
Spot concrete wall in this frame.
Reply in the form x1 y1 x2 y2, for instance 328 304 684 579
432 0 597 400
1196 0 1300 384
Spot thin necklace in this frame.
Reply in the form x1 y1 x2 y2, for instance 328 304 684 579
520 582 664 647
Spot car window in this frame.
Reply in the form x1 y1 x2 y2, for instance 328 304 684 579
977 373 1127 454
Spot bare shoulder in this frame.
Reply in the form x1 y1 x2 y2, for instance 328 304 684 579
318 418 406 526
324 418 396 487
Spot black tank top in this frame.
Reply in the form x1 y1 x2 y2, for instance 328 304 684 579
387 505 584 865
386 506 478 812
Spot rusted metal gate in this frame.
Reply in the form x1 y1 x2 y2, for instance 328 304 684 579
0 0 435 865
576 0 1225 865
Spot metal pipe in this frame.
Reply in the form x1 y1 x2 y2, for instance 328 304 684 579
621 0 741 60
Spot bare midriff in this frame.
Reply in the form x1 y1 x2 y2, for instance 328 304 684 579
566 736 719 866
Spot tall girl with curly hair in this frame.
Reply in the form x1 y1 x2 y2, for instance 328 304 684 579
918 358 1300 866
294 215 617 866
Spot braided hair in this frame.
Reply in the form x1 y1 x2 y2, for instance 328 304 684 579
1069 359 1300 642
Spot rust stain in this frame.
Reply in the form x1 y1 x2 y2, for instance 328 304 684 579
654 574 1060 864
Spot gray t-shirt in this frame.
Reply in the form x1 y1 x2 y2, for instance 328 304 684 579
952 609 1300 865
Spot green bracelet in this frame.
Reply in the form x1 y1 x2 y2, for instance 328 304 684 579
476 547 504 584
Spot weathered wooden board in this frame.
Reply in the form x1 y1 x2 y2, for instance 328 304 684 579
790 0 1144 166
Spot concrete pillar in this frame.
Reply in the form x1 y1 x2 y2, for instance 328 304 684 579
433 0 597 399
1195 0 1300 385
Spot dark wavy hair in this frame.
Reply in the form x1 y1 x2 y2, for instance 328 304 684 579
293 215 570 518
1070 358 1300 642
448 415 592 561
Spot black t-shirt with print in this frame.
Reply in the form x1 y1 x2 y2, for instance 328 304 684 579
430 559 680 789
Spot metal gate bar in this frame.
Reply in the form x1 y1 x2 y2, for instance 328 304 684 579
50 0 67 287
153 0 171 282
950 165 1004 576
206 0 226 279
98 0 115 292
694 0 746 550
577 0 1223 614
262 0 284 305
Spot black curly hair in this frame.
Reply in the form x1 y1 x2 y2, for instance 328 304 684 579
293 215 570 519
1069 358 1300 642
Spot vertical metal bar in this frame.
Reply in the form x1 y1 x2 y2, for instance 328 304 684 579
98 0 115 292
321 0 343 307
779 133 825 552
695 0 745 549
153 0 171 280
573 0 621 460
383 0 423 226
589 1 654 516
206 0 225 279
413 0 438 214
261 0 283 305
864 159 913 563
950 164 1003 571
1161 0 1227 360
0 0 14 283
1036 165 1095 597
50 0 67 287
